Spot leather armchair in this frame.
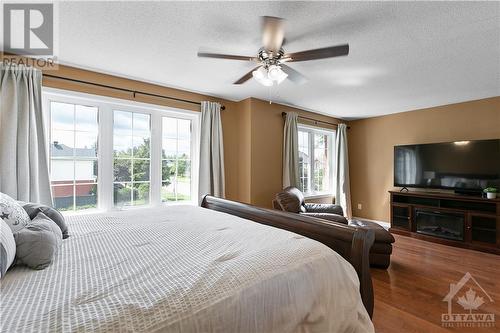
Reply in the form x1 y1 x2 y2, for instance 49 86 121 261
273 186 394 269
273 186 348 224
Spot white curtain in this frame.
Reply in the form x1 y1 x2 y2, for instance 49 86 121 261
334 123 352 219
198 101 225 201
283 112 299 188
0 64 52 205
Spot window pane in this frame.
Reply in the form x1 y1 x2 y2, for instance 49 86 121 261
313 133 330 192
161 116 193 203
133 113 150 136
113 111 133 135
163 117 177 139
298 129 333 194
75 159 97 182
177 160 190 179
75 132 97 157
51 130 74 157
178 119 191 140
133 136 150 158
177 181 190 201
51 102 74 130
133 183 150 205
314 134 326 149
75 105 98 132
299 159 310 193
75 184 97 210
298 130 310 193
112 111 151 208
161 181 174 202
114 182 132 207
52 184 74 211
162 139 177 158
177 140 190 158
51 159 74 181
177 159 191 201
50 101 99 212
114 159 132 182
114 135 132 157
133 159 150 181
162 159 176 182
298 131 309 153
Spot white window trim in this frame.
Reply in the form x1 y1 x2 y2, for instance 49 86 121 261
42 87 200 213
298 124 335 198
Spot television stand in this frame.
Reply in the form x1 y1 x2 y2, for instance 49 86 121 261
389 190 500 254
454 188 482 197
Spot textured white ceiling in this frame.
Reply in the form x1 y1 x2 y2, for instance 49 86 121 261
43 2 500 118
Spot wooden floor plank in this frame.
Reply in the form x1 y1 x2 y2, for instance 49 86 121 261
372 235 499 333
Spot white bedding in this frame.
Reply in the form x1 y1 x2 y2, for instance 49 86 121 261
1 206 373 333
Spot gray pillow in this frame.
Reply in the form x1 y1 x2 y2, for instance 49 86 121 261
21 202 69 239
14 212 62 270
1 219 16 278
0 192 30 233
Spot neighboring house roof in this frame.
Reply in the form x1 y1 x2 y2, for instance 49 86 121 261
51 142 95 157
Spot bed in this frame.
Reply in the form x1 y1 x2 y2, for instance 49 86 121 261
1 197 374 333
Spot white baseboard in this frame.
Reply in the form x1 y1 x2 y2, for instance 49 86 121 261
351 216 390 230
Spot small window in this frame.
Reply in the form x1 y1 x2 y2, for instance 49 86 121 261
113 110 151 207
162 117 192 202
50 102 98 211
298 126 335 196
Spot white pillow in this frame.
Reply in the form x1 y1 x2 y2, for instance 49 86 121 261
0 192 30 233
1 219 16 278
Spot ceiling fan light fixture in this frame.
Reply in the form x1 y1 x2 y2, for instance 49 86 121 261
267 65 288 83
252 67 273 86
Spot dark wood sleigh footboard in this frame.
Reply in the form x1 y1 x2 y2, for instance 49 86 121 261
201 196 375 318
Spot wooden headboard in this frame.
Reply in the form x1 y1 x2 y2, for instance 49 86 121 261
201 195 375 317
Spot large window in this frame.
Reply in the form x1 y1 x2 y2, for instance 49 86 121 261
50 101 98 211
44 90 199 212
298 126 335 196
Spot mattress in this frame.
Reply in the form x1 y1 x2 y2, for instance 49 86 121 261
1 205 374 333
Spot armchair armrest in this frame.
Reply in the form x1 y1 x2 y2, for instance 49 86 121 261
304 203 344 216
301 212 348 225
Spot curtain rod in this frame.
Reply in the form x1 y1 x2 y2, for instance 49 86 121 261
281 112 350 129
43 74 226 110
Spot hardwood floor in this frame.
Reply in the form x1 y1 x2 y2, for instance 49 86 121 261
372 234 499 333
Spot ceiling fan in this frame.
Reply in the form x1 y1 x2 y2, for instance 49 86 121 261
197 16 349 86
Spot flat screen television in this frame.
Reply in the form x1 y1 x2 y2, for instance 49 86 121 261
394 139 500 194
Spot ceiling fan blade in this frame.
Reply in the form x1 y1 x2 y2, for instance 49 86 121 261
280 64 307 85
198 52 257 62
285 44 349 62
234 66 261 84
261 16 285 51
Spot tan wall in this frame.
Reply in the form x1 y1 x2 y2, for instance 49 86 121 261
348 97 500 222
221 98 253 203
247 98 341 208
